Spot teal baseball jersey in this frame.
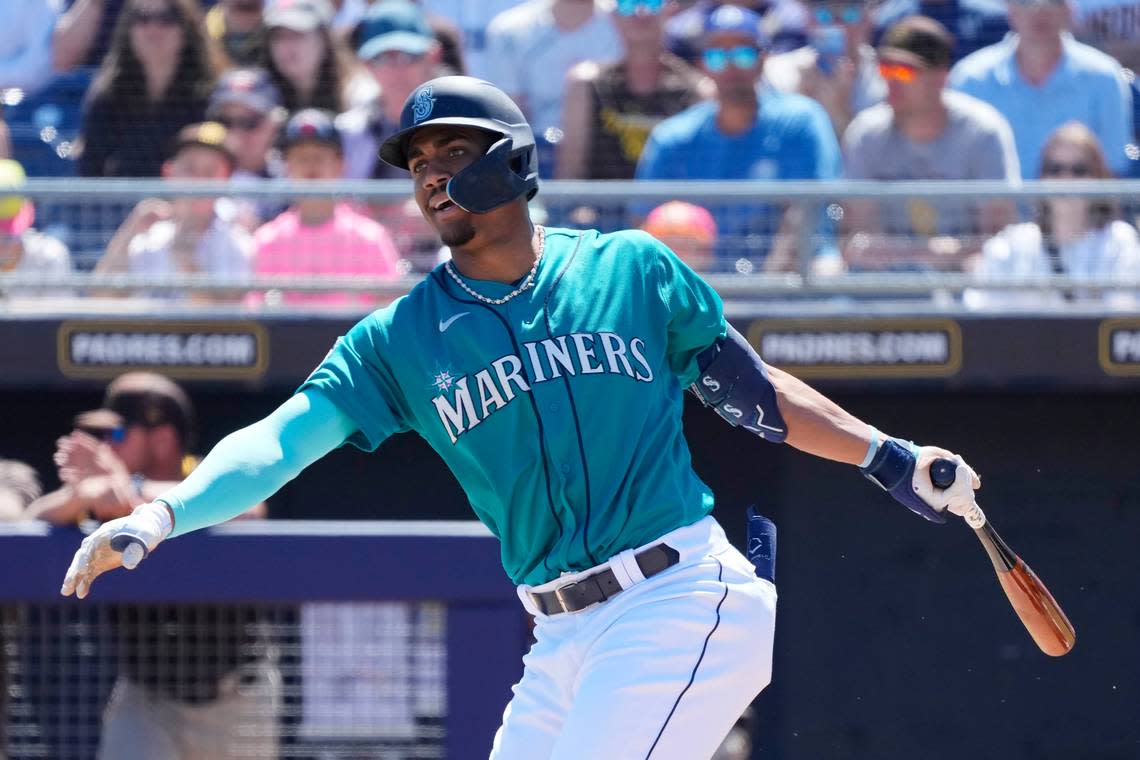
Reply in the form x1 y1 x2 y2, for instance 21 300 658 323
300 226 727 585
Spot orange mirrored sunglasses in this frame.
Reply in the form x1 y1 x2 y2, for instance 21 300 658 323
878 61 919 83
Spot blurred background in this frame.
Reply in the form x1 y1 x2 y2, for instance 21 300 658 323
1 0 1139 758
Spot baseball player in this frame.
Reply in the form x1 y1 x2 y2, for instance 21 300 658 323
61 76 981 759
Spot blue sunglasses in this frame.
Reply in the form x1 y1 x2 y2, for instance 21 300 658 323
702 45 760 72
814 5 863 24
81 426 126 444
616 0 665 15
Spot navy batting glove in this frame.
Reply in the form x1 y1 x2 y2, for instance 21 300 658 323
861 439 946 524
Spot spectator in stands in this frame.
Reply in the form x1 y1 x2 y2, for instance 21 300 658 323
26 372 278 760
205 0 266 66
420 0 524 79
0 0 58 95
423 10 469 74
341 0 448 180
0 159 73 292
209 68 286 181
251 109 400 307
1070 0 1140 73
53 0 126 72
763 0 885 137
556 0 714 180
328 0 366 37
967 121 1140 308
77 0 224 178
0 458 40 522
484 0 624 177
949 0 1133 178
874 0 1012 62
93 122 254 300
841 16 1019 271
641 199 718 272
262 0 372 115
28 373 214 524
636 4 841 272
207 67 288 226
664 0 800 64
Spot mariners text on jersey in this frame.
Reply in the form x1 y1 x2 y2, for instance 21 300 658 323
432 330 654 444
300 226 728 585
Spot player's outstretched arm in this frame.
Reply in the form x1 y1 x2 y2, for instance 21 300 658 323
690 325 979 523
766 363 980 523
765 363 872 464
60 389 356 598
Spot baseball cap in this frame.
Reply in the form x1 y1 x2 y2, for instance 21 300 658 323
643 201 718 244
704 4 766 46
357 0 435 61
169 122 237 167
264 0 332 32
207 68 283 118
77 372 195 446
0 160 34 237
877 16 955 69
282 108 343 152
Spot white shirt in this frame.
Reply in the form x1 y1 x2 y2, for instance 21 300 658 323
421 0 525 81
0 0 58 94
483 0 624 139
965 220 1140 310
127 214 253 285
5 228 73 297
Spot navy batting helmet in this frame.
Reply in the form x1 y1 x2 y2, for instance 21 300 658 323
378 76 539 214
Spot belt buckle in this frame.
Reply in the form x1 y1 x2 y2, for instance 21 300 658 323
554 580 580 613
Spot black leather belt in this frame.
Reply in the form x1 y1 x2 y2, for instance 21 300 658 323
530 543 681 616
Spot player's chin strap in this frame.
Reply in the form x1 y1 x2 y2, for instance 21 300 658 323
689 325 787 443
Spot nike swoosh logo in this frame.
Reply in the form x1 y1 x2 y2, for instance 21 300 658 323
438 312 470 332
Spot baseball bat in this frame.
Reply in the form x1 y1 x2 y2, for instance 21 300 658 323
930 459 1075 657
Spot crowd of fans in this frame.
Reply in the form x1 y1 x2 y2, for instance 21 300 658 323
1 0 1138 296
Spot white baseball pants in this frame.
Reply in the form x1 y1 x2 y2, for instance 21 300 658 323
491 516 777 760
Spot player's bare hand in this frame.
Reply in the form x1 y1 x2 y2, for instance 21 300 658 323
912 446 981 519
61 502 173 599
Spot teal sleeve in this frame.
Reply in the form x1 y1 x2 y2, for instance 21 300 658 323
159 389 357 537
297 312 409 452
651 235 727 386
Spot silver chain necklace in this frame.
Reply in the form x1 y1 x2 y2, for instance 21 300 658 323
444 226 545 306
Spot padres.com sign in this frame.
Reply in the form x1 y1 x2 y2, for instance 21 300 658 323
58 320 269 380
746 318 962 379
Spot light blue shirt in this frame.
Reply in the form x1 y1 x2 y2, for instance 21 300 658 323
635 92 841 264
949 33 1134 178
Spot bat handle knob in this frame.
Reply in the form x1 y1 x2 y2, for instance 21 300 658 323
110 533 149 569
930 458 957 489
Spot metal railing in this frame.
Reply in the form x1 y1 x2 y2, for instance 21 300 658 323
1 179 1139 305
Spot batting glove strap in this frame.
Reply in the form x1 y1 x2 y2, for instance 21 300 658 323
861 439 946 524
108 502 173 566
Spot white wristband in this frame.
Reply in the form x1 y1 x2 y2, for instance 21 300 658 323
132 501 174 543
859 426 881 469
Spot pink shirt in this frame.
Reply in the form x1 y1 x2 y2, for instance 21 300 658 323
253 203 401 305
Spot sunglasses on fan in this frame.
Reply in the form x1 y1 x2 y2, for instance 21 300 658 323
616 0 666 15
702 46 760 72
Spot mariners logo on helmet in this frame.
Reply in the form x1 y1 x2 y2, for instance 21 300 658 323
412 86 436 124
379 76 539 213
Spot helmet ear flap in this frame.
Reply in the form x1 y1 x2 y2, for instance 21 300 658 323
447 136 537 214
